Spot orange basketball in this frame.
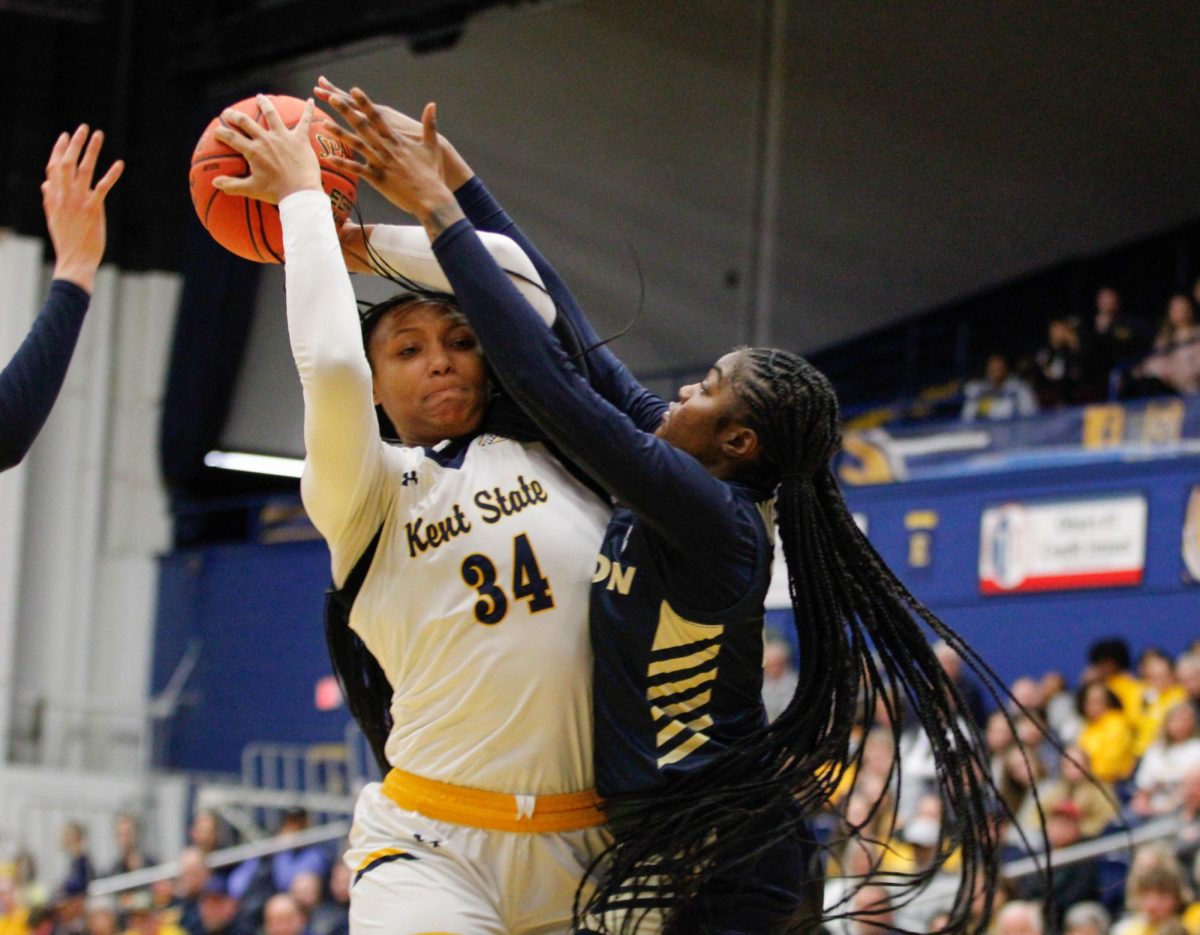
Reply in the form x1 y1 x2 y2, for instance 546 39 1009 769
188 94 357 263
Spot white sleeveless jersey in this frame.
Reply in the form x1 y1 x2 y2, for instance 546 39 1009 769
279 190 610 798
353 435 609 795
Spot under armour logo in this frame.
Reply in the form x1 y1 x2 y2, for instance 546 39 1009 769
515 795 536 821
413 833 441 848
401 471 418 487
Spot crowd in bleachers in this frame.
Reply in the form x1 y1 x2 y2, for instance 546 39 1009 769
756 632 1200 933
0 807 348 935
0 633 1198 933
960 283 1200 423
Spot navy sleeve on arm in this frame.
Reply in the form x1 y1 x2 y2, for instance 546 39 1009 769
454 177 667 433
0 280 90 472
433 219 751 567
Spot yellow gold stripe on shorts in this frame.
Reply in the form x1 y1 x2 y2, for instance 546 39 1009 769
353 847 416 884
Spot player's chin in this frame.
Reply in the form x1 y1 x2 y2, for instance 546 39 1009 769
426 397 485 438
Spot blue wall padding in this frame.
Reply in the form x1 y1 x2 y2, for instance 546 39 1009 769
152 540 344 773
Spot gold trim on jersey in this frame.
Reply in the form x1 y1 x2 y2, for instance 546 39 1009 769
381 768 605 833
646 606 724 770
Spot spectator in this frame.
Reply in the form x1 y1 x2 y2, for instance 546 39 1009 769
193 877 247 935
962 353 1038 421
987 709 1017 786
996 901 1045 935
174 848 209 935
56 881 88 935
108 815 156 877
1034 315 1086 407
1111 862 1192 935
846 885 894 935
1154 295 1200 354
1018 800 1101 931
1134 294 1200 396
0 878 28 935
25 907 53 935
760 637 798 724
58 824 94 900
227 810 329 927
83 898 117 935
1076 682 1137 784
303 864 347 935
1081 286 1140 400
822 838 878 935
1136 649 1188 756
1065 902 1112 935
999 743 1046 818
261 896 306 935
1086 638 1144 728
14 853 47 912
1176 654 1200 722
1171 763 1200 870
1131 702 1200 818
186 813 225 857
1042 670 1083 744
121 891 185 935
1019 746 1119 840
936 640 989 728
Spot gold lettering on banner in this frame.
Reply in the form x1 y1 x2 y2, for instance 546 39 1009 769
838 434 894 486
1141 400 1184 446
1081 405 1125 449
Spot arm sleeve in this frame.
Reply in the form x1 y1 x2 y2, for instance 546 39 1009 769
280 190 392 566
454 177 667 434
366 224 556 326
0 280 90 472
432 219 753 568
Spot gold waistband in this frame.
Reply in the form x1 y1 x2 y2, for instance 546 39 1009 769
381 768 605 833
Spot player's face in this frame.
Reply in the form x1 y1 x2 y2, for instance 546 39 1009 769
655 350 749 472
367 301 487 446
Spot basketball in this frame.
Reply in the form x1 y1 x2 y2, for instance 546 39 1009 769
188 94 357 263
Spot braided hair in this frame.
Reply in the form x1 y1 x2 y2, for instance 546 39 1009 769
580 348 1035 934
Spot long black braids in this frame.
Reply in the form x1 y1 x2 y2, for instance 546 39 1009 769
580 348 1044 934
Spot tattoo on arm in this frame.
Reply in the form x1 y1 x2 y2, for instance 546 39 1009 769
422 199 467 241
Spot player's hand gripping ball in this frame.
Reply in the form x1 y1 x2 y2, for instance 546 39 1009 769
189 94 357 263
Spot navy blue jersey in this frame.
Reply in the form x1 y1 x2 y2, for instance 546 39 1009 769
433 204 776 800
591 499 772 797
0 280 89 471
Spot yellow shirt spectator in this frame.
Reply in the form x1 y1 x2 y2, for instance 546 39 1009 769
1079 682 1138 783
0 907 28 935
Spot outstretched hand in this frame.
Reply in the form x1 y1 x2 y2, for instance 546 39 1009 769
43 125 124 293
311 85 465 241
314 77 475 190
212 95 322 205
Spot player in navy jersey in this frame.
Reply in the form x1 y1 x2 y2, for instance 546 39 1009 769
1 126 123 472
309 88 1043 934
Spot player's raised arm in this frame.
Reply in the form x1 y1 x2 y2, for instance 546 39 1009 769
213 96 385 555
317 81 666 433
0 126 123 472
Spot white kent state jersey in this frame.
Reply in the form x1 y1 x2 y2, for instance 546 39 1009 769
353 435 608 795
280 190 610 797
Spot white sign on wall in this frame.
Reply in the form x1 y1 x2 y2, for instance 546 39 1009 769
979 495 1147 594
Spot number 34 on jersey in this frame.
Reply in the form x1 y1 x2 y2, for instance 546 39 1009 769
461 532 554 625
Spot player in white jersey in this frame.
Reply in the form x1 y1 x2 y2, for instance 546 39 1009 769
213 96 612 935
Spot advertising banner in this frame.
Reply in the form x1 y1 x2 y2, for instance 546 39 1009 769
979 495 1147 594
